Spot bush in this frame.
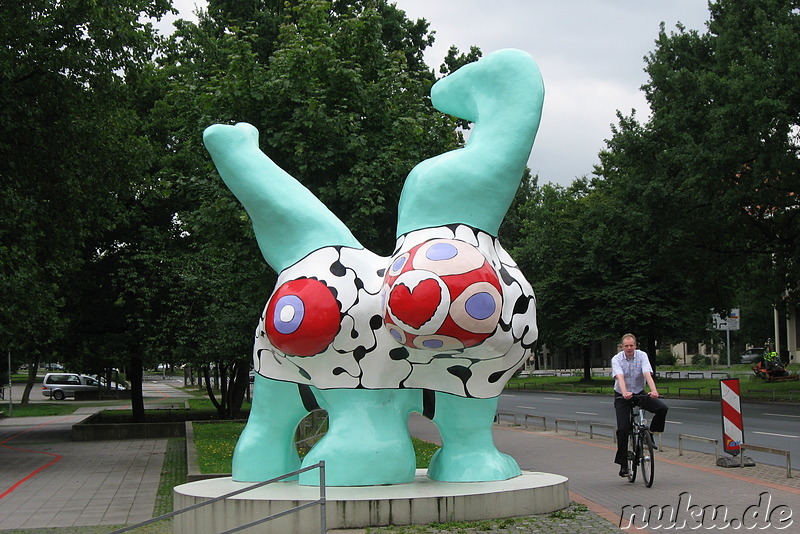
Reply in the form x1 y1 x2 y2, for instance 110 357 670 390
655 349 677 367
691 353 712 366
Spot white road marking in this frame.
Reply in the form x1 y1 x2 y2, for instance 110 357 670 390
576 411 598 416
666 420 683 424
761 412 800 419
670 406 698 410
543 397 562 401
517 406 537 410
752 431 799 439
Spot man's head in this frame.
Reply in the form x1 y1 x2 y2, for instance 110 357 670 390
621 333 637 357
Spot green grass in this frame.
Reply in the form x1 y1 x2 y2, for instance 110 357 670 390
549 503 589 519
193 421 245 474
363 502 604 533
10 373 42 384
412 438 440 468
154 438 187 516
1 403 79 417
507 370 800 400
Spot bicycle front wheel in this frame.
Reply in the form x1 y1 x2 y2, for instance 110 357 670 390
641 432 655 487
627 433 638 483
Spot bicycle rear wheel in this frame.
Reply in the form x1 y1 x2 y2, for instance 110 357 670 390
627 433 637 483
641 432 655 487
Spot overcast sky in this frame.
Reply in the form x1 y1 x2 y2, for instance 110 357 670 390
165 1 711 187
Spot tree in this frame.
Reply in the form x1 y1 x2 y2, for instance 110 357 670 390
0 0 171 404
600 0 799 321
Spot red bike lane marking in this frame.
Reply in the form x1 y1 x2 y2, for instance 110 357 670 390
0 417 79 500
143 382 171 399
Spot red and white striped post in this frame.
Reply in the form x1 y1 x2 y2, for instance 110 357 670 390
720 378 744 456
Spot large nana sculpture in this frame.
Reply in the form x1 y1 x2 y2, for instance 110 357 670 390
203 48 544 487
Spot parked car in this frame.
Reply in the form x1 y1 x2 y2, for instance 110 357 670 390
740 347 765 364
44 363 65 371
42 373 101 400
87 375 128 391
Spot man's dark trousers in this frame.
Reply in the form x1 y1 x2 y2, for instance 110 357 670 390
614 392 668 465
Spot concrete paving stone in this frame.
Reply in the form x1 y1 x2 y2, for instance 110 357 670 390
100 513 131 524
82 506 110 517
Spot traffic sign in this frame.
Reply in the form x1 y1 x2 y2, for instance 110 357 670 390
712 308 740 331
720 378 744 456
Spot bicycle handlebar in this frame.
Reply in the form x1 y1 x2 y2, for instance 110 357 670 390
627 393 656 406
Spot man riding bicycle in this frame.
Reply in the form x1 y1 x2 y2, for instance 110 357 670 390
612 333 668 477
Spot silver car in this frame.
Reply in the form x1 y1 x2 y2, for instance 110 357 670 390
740 347 765 364
42 373 101 400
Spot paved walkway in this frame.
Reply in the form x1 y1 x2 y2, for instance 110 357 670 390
408 414 799 532
0 404 797 532
0 413 166 530
0 379 190 531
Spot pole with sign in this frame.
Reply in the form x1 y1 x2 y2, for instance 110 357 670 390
713 309 740 367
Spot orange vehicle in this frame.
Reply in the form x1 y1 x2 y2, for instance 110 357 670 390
751 353 799 382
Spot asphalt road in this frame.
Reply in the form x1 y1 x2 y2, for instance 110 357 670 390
498 391 800 468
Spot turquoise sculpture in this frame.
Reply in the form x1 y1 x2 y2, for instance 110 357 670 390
203 48 544 486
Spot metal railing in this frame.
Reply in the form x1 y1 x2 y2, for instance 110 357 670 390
495 411 518 425
678 434 719 462
589 422 616 442
109 462 327 534
740 443 793 478
523 413 546 430
554 418 578 435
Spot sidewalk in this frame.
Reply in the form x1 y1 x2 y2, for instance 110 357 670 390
1 410 797 532
0 379 191 531
408 414 799 532
0 413 167 530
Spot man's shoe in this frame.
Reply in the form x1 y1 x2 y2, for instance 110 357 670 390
619 467 628 477
648 432 659 450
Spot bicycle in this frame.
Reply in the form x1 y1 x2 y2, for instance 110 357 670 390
625 394 655 487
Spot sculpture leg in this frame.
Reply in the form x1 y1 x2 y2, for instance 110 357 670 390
232 375 310 482
299 388 421 486
427 392 521 482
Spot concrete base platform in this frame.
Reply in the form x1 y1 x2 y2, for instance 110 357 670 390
173 470 569 534
717 455 755 468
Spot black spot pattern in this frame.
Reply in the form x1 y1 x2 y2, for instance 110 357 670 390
252 225 537 399
330 260 347 276
353 346 367 362
389 347 410 360
513 295 529 315
447 365 472 384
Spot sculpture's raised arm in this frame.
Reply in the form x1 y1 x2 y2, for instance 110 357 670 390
396 49 544 237
203 122 362 273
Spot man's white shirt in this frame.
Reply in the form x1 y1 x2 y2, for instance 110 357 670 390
612 349 652 394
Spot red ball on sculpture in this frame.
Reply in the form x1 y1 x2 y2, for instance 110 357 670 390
383 239 502 350
265 278 341 357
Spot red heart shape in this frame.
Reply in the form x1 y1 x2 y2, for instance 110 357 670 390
388 278 442 330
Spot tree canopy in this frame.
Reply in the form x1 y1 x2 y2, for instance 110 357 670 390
603 0 799 300
506 0 797 368
0 0 172 403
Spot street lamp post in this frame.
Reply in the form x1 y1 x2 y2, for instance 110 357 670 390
6 350 12 417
